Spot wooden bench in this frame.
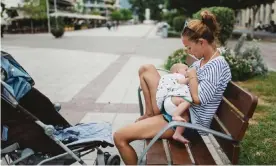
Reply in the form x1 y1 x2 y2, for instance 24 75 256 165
137 54 258 165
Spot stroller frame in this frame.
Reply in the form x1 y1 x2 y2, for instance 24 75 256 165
1 81 109 165
1 51 120 165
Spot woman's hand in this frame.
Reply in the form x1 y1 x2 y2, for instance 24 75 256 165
186 68 197 80
186 68 201 105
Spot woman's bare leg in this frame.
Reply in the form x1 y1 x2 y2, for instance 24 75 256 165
114 115 174 165
136 64 161 121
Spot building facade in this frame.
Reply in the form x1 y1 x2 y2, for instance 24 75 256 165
236 1 276 27
83 0 120 17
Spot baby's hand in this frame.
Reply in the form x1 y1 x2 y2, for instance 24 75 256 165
177 78 188 84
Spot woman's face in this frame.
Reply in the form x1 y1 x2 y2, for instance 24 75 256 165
182 36 204 59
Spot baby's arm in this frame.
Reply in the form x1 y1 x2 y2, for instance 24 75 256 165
177 77 189 85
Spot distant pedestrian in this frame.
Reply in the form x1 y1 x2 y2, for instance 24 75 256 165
248 17 252 27
107 21 111 30
112 21 116 30
116 21 119 30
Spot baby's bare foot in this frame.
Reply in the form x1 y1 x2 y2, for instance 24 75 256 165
172 116 186 122
173 132 189 144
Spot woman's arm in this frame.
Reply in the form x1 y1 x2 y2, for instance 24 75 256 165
187 68 201 105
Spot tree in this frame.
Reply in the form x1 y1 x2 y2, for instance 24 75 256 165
90 9 101 15
120 9 132 21
129 0 165 21
22 0 47 19
168 0 274 16
110 10 122 21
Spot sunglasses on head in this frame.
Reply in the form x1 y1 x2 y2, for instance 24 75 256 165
181 21 198 36
181 21 213 42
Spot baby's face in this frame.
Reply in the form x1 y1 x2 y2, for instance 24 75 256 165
177 66 188 75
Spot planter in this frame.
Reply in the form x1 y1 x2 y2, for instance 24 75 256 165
51 28 64 38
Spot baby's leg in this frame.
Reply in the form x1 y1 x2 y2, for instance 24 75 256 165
172 111 190 144
170 97 191 144
170 97 191 121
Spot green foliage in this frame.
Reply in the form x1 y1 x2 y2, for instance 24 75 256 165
223 50 253 81
168 0 275 16
172 16 186 32
193 7 235 45
168 30 181 38
50 16 65 29
120 9 132 21
74 0 84 13
110 10 122 21
222 34 268 81
110 9 133 21
237 36 268 76
90 10 101 15
129 0 164 21
161 10 181 26
238 72 276 164
164 48 189 70
22 0 47 19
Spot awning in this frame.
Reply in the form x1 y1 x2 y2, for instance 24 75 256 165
49 12 107 20
49 0 73 7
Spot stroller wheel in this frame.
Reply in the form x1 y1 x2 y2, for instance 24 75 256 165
106 154 121 165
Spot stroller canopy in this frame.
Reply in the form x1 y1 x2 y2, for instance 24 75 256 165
1 51 34 102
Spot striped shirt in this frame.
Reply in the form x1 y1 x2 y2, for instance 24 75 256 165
189 56 231 135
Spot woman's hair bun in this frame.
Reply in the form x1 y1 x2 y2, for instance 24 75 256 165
200 10 218 32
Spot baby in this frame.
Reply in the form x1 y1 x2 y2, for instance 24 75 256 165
156 63 192 144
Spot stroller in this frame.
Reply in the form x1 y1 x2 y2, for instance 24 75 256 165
1 51 120 165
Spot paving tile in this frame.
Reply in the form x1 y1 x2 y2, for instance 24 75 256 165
3 46 119 103
79 112 116 124
96 56 164 104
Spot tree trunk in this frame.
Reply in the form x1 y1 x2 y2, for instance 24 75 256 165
251 5 260 39
31 19 33 34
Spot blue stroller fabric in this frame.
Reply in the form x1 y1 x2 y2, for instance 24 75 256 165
54 122 113 146
1 55 32 101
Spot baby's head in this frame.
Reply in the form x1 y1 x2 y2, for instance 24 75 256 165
170 63 188 75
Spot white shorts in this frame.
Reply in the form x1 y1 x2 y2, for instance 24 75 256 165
163 97 177 116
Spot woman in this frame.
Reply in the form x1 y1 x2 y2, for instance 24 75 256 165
113 10 232 165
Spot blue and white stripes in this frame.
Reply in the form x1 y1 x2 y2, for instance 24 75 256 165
189 56 231 135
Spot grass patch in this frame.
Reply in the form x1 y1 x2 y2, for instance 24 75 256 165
237 72 276 164
237 72 276 104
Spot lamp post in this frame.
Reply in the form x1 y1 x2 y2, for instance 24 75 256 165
54 0 58 29
45 0 51 33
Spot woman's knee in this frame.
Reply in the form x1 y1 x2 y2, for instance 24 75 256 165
138 64 155 76
113 131 129 148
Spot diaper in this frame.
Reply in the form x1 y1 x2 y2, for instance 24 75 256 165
163 97 177 116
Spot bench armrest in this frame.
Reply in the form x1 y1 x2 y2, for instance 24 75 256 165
138 121 236 165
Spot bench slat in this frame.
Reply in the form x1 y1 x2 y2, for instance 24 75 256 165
216 99 248 140
224 82 258 119
188 131 216 165
146 139 168 165
211 118 240 164
167 139 193 164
